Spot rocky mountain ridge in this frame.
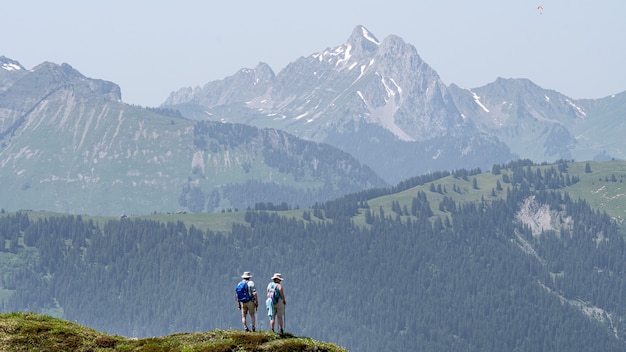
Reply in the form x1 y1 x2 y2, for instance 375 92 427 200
0 58 384 215
2 24 625 213
164 26 470 142
163 25 625 183
163 25 516 183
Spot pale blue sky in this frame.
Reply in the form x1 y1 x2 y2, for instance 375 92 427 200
3 1 625 107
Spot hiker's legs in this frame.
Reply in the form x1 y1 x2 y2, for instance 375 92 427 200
241 310 249 329
269 316 275 331
241 301 254 330
274 301 285 333
277 313 283 332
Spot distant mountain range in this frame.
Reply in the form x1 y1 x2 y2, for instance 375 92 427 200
1 25 625 214
0 56 384 215
163 25 626 182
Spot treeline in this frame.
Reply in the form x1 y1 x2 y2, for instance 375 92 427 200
1 161 626 351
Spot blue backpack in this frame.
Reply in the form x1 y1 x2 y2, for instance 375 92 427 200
236 281 252 302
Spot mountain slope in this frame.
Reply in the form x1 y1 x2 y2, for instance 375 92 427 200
570 91 626 161
0 56 27 92
163 25 516 184
165 26 464 142
449 78 626 163
164 26 626 182
0 59 385 215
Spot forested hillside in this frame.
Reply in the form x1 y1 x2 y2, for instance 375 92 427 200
2 160 626 351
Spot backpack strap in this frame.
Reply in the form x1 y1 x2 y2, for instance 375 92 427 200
248 282 256 303
275 283 281 301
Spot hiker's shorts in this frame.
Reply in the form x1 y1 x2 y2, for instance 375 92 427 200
274 300 285 316
242 300 256 316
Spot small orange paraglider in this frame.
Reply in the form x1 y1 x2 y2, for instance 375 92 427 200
537 5 544 14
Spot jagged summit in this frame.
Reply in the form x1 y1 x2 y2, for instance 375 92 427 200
252 62 275 80
0 56 24 72
350 25 380 45
30 62 122 101
160 24 626 182
0 56 28 91
162 61 275 106
377 34 423 67
0 59 121 123
160 25 513 184
346 25 380 59
32 62 87 81
487 77 550 95
310 25 382 68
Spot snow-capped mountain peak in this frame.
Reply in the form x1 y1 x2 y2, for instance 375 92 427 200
0 56 28 91
0 56 24 72
345 25 380 61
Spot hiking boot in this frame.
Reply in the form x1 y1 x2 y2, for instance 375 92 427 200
280 328 284 335
244 327 250 332
252 326 256 332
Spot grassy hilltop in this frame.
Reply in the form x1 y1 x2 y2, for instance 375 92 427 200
0 313 346 352
111 159 626 232
19 160 626 235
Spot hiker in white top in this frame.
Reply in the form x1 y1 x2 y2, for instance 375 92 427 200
266 272 286 334
235 271 258 332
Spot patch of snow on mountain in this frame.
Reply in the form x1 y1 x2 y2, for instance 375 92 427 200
389 78 403 94
565 99 587 117
361 27 380 45
359 79 412 141
544 95 550 102
381 77 396 100
469 90 490 113
336 45 352 67
357 91 365 103
461 143 473 156
2 63 21 71
330 46 345 57
432 149 442 159
319 45 352 66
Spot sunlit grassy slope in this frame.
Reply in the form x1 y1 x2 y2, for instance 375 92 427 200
15 160 626 233
0 313 346 352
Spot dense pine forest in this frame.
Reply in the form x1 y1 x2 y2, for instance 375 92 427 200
2 160 626 351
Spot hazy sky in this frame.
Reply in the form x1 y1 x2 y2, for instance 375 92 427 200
3 1 625 107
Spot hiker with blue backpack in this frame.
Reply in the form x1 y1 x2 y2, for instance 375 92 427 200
266 273 286 334
235 271 258 332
